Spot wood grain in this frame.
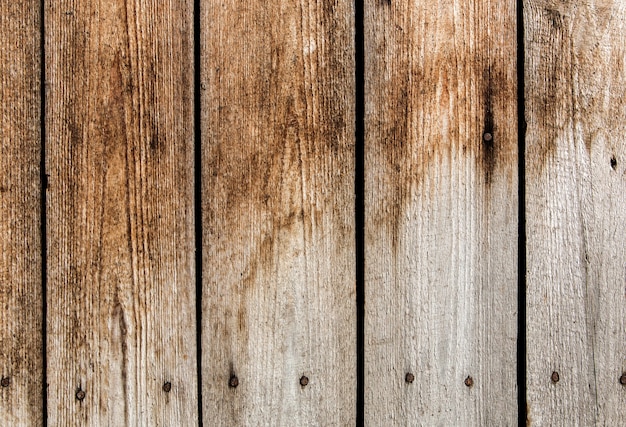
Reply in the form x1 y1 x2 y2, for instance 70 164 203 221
45 0 197 424
525 1 626 424
0 1 43 424
364 0 519 424
200 0 356 424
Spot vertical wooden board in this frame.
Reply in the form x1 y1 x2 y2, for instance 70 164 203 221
525 1 626 424
201 0 355 424
0 1 42 424
46 0 197 424
364 0 518 424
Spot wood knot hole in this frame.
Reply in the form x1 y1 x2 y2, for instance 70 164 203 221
162 382 172 392
611 156 617 170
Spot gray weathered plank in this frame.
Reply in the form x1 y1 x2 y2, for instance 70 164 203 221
200 0 356 424
0 1 43 424
45 0 197 424
525 1 626 424
364 0 519 424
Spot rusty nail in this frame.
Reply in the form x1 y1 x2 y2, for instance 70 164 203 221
76 389 86 401
464 376 474 387
163 382 172 392
1 377 9 387
229 375 239 388
483 132 493 142
619 373 626 385
300 376 309 387
551 371 560 383
405 373 415 384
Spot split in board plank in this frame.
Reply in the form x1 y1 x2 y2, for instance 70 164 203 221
45 0 197 424
364 0 519 424
200 0 356 424
525 1 626 424
0 0 43 424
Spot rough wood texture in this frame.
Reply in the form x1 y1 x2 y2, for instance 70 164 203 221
0 1 43 424
45 0 197 424
364 0 518 424
200 0 356 424
525 1 626 424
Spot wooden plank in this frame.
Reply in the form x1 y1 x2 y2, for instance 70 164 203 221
45 0 197 424
0 1 43 424
200 0 356 424
364 0 519 424
525 1 626 424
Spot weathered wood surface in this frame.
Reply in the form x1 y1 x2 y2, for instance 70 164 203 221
45 0 197 424
364 0 519 424
525 1 626 425
0 1 43 424
200 0 356 424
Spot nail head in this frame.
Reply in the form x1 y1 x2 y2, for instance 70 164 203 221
405 373 415 384
229 375 239 388
483 132 493 142
464 376 474 387
163 382 172 392
551 371 560 383
1 377 9 387
299 376 309 387
76 389 86 401
619 373 626 385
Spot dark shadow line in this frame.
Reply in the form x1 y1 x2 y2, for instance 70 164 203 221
354 0 365 424
193 0 204 424
516 0 527 424
39 0 48 424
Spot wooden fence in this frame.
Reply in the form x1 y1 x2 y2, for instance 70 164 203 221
1 0 624 425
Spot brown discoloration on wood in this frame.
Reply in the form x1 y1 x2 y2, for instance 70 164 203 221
0 0 43 423
365 6 517 243
482 70 496 185
365 0 518 424
201 0 355 424
545 7 564 30
525 5 577 172
526 1 626 424
46 0 197 424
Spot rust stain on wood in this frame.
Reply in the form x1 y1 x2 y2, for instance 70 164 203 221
367 30 517 245
482 69 496 185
